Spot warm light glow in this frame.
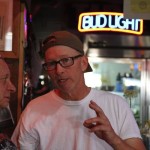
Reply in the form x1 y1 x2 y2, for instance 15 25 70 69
123 78 141 87
4 32 12 51
84 72 102 88
39 75 44 79
78 12 143 35
41 81 45 85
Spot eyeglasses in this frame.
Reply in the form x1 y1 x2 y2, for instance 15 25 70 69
43 55 83 71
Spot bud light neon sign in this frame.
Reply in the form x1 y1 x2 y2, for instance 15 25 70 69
78 12 143 35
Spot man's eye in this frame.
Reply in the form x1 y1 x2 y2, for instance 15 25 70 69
0 76 9 84
61 58 71 63
47 62 56 66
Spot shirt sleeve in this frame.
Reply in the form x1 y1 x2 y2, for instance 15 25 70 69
11 107 39 150
117 97 142 140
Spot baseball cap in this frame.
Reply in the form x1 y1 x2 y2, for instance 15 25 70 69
42 31 92 72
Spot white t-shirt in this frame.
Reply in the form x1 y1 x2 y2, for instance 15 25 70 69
11 88 141 150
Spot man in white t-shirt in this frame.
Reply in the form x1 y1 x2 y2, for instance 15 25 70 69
11 31 146 150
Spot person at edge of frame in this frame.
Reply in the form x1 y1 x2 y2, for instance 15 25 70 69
0 56 17 150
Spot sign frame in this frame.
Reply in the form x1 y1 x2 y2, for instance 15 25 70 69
78 12 143 35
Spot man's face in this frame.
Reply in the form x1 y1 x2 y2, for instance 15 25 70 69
44 45 88 94
0 60 16 108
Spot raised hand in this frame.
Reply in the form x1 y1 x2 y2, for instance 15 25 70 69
83 100 120 147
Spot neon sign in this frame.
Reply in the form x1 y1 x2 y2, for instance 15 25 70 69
78 12 143 35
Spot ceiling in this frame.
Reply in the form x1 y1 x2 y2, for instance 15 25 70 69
23 0 150 47
29 0 123 18
22 0 150 59
27 0 124 33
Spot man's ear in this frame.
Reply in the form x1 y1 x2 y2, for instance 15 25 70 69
81 56 88 72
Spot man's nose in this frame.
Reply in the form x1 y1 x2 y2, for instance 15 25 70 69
8 80 16 93
55 63 64 73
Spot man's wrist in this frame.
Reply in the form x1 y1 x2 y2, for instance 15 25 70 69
111 136 124 149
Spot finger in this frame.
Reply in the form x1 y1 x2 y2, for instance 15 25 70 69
84 120 112 134
84 117 99 125
84 116 109 127
89 100 104 117
83 121 95 129
89 124 112 133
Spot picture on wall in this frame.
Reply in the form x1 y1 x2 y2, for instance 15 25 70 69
0 0 13 51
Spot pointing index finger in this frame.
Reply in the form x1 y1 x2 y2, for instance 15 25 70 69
89 100 104 117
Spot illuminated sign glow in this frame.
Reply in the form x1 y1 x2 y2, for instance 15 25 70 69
78 12 143 35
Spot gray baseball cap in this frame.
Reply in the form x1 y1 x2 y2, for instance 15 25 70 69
42 31 92 72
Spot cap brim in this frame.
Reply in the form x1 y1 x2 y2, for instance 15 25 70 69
85 63 93 72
